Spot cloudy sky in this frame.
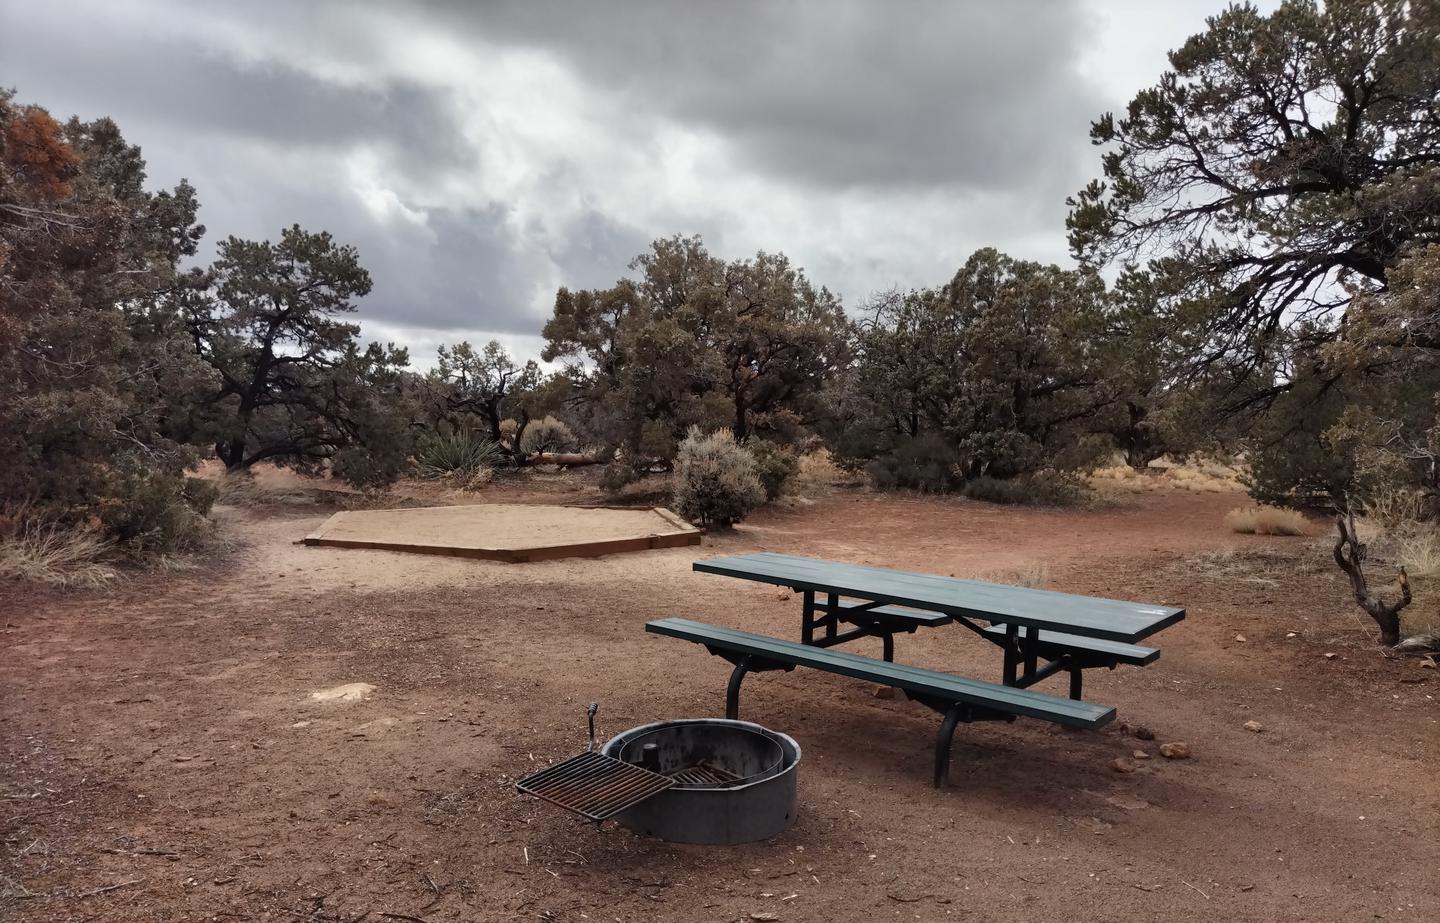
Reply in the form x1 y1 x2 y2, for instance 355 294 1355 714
3 0 1258 366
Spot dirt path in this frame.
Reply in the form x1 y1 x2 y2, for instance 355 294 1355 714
3 483 1437 922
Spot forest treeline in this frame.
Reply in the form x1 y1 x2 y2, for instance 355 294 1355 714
2 0 1437 556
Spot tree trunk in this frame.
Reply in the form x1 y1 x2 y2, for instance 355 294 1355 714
217 439 249 470
510 410 530 467
484 397 503 445
1332 512 1412 647
1121 402 1161 470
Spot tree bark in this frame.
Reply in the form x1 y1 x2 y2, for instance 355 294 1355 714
1332 512 1412 647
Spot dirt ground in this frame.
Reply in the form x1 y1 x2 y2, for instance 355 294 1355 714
3 473 1437 923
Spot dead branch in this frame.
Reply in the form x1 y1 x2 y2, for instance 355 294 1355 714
1333 511 1412 647
525 451 609 467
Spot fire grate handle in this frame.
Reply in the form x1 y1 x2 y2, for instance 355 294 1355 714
585 702 598 752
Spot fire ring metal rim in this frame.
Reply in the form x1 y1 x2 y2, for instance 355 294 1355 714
602 718 802 791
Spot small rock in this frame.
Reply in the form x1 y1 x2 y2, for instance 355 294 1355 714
1234 634 1247 643
1133 725 1156 741
1110 757 1136 773
1323 652 1337 660
1243 720 1264 733
1285 632 1297 638
873 685 896 700
1420 657 1436 669
310 682 376 703
1132 750 1151 760
349 717 399 737
750 914 780 922
1158 741 1191 759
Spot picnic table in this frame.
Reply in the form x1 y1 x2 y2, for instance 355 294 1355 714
649 552 1185 785
693 552 1184 700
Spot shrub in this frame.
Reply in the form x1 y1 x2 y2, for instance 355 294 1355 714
961 473 1086 507
1224 506 1308 536
415 430 503 481
748 439 800 501
599 461 640 495
672 428 765 529
864 433 962 492
520 415 576 455
97 464 216 555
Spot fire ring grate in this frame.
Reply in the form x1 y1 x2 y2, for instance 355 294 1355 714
515 750 674 822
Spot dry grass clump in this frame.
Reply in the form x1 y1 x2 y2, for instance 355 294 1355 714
1224 506 1309 536
1396 530 1440 578
1172 546 1326 588
1088 456 1244 494
1363 515 1440 637
968 562 1049 589
215 473 317 507
1361 489 1434 528
1169 467 1241 493
0 511 119 588
795 448 864 488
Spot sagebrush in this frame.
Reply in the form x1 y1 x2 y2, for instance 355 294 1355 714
672 428 766 529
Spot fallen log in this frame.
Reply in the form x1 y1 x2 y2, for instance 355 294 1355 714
526 451 609 467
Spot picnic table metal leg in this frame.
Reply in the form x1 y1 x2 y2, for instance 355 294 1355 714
1069 664 1083 700
1022 626 1039 680
725 656 751 720
801 591 815 645
1002 624 1018 685
933 704 963 787
882 631 895 663
825 592 839 641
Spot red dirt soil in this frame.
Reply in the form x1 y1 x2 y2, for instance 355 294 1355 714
2 477 1437 923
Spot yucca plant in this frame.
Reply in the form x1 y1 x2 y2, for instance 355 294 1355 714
414 430 504 482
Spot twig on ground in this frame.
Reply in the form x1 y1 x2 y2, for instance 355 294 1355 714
79 878 144 897
419 874 445 911
379 914 429 923
1182 879 1210 900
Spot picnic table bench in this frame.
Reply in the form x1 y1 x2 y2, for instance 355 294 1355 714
647 618 1115 786
648 553 1183 785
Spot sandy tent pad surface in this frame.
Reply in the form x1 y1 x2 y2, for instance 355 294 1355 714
302 503 700 562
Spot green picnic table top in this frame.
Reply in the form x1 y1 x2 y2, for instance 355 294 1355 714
693 552 1183 644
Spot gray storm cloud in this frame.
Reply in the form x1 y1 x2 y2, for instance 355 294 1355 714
0 0 1221 359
